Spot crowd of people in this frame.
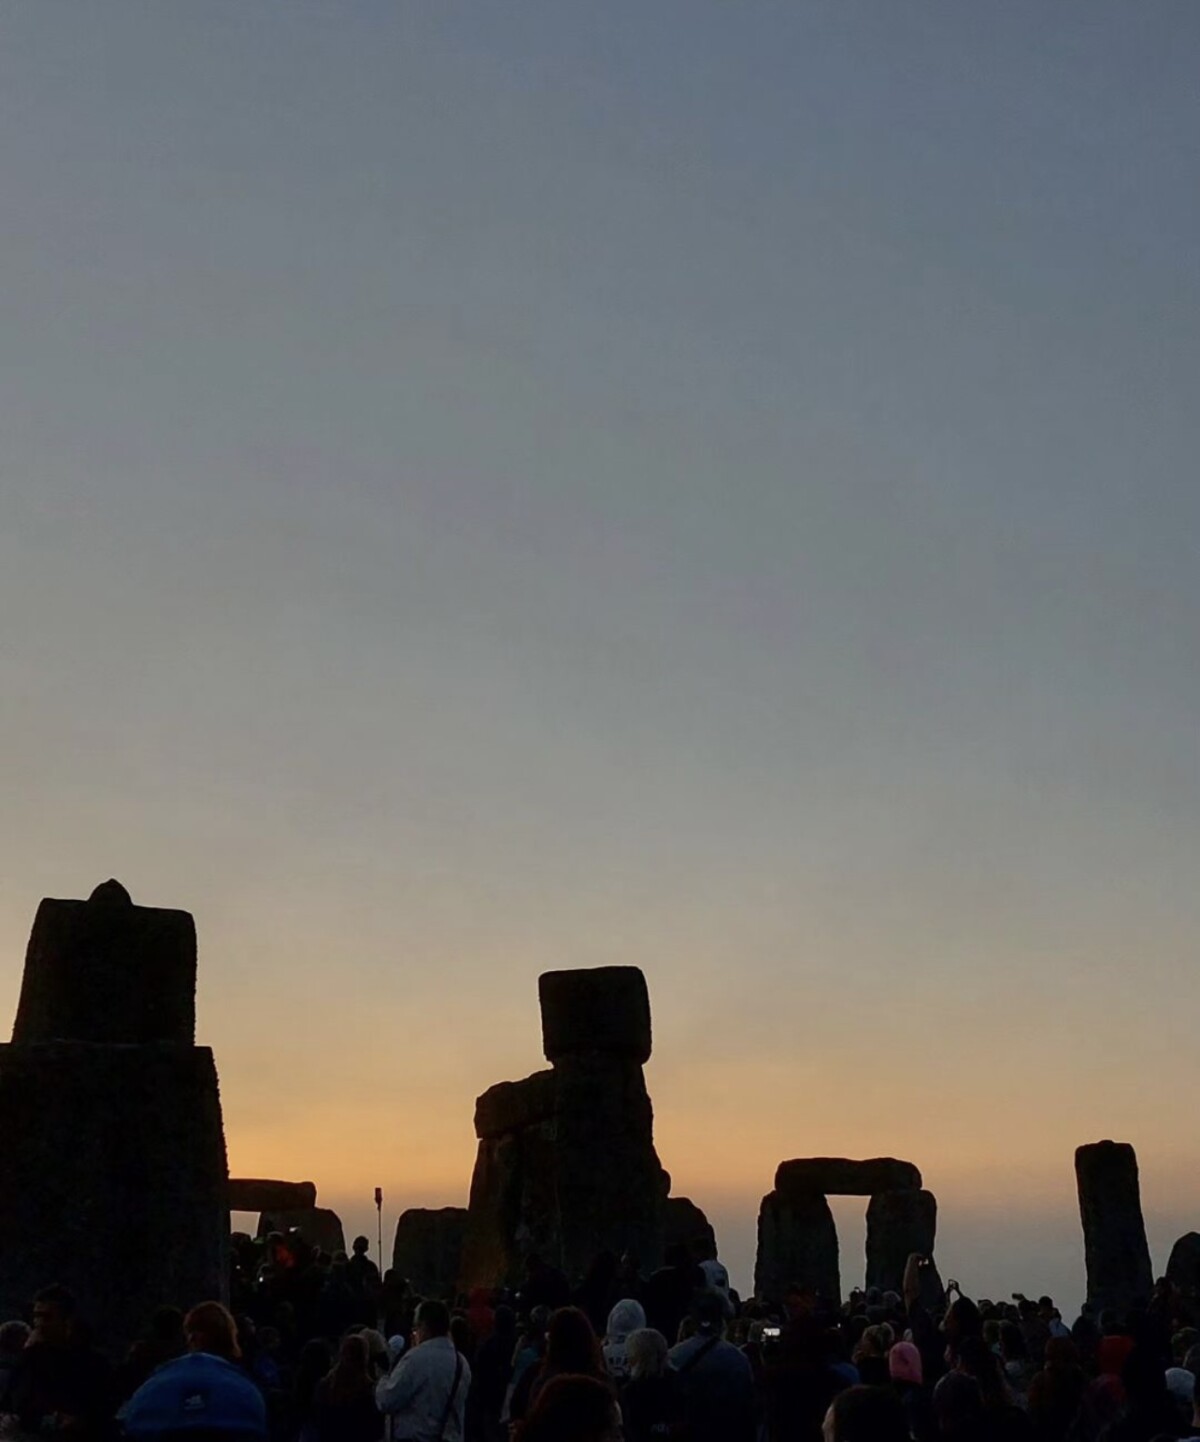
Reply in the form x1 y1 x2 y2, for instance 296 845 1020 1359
2 1231 1200 1442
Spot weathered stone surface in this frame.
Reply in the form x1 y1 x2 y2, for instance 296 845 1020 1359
552 1054 668 1279
461 1121 561 1288
13 882 196 1046
1076 1141 1153 1315
866 1189 943 1305
0 1042 228 1350
775 1158 922 1198
258 1206 345 1257
392 1207 468 1298
228 1178 317 1214
462 968 667 1286
474 1070 557 1139
539 967 652 1064
755 1190 840 1305
664 1196 717 1261
1166 1233 1200 1298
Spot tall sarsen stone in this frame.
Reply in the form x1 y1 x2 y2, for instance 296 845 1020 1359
0 881 228 1353
461 966 667 1288
1076 1140 1153 1315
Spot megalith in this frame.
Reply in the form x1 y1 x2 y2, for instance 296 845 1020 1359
664 1197 717 1261
1166 1233 1200 1301
393 1207 469 1298
257 1206 345 1257
228 1179 318 1214
460 966 669 1288
755 1189 840 1304
1075 1141 1153 1315
866 1189 943 1305
755 1156 938 1305
0 882 228 1353
775 1158 922 1197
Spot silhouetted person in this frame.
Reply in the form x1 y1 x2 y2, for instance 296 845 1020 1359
310 1333 382 1441
643 1244 703 1345
668 1294 755 1442
376 1299 470 1442
2 1284 115 1440
465 1302 515 1442
519 1254 570 1313
509 1306 607 1425
822 1384 910 1442
1100 1345 1185 1441
619 1328 684 1442
123 1300 267 1440
1027 1337 1086 1442
514 1373 622 1442
347 1236 383 1325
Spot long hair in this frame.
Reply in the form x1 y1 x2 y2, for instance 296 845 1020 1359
321 1333 375 1407
544 1307 603 1377
516 1374 618 1442
183 1302 241 1361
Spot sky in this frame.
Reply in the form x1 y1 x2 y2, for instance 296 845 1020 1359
2 2 1198 1314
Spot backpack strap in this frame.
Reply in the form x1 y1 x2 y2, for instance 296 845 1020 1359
435 1350 465 1441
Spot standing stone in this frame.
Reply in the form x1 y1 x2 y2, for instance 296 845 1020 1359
392 1208 469 1298
755 1190 840 1305
461 966 668 1288
1166 1233 1200 1301
866 1189 943 1306
0 883 228 1353
552 1051 668 1279
1075 1141 1153 1315
664 1197 717 1261
258 1207 346 1257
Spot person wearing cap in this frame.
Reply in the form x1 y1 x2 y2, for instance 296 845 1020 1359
667 1294 754 1442
121 1302 267 1440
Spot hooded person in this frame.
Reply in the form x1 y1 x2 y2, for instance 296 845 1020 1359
602 1299 647 1384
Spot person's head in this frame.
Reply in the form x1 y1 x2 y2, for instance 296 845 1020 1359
626 1328 669 1381
605 1299 646 1343
999 1321 1027 1362
352 1236 369 1257
184 1301 241 1361
333 1333 369 1376
414 1300 450 1345
545 1307 601 1375
0 1320 30 1356
943 1294 982 1353
933 1372 983 1436
515 1373 622 1442
1043 1336 1079 1370
957 1333 1009 1407
822 1385 909 1442
888 1340 923 1387
31 1284 76 1347
689 1293 725 1339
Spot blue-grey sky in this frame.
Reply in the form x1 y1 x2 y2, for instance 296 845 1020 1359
2 2 1198 1309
